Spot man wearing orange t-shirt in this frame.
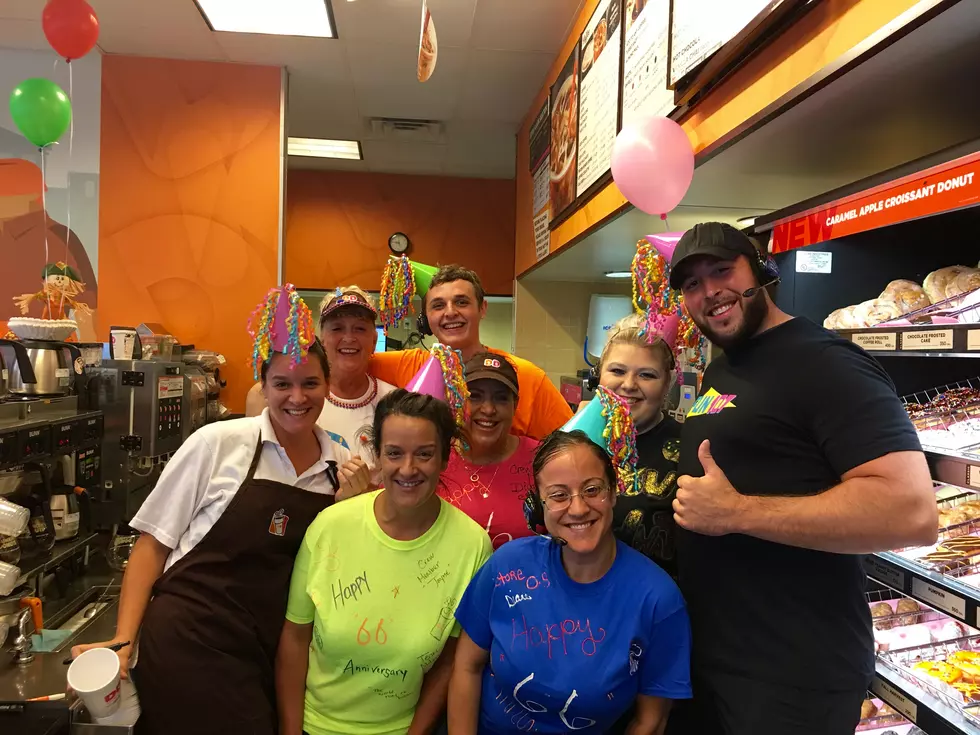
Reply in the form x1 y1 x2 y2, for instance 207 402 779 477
369 264 572 439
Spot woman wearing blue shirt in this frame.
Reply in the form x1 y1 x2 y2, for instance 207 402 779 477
448 430 691 734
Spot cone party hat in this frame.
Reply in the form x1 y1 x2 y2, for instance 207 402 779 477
248 284 316 380
561 386 637 495
379 255 439 333
405 342 469 430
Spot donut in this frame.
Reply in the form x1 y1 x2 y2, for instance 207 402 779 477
879 279 931 314
914 659 963 683
896 598 921 626
860 699 878 720
953 682 980 702
924 265 971 303
870 602 895 629
947 269 980 298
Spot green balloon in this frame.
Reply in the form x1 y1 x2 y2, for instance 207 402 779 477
9 78 72 148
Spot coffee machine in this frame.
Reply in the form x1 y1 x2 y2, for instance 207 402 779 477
88 359 187 523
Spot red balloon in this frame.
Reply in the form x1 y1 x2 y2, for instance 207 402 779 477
42 0 100 61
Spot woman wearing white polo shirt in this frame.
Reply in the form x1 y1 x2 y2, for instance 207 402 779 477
72 285 371 735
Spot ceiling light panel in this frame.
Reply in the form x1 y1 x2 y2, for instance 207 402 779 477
195 0 336 38
288 137 362 160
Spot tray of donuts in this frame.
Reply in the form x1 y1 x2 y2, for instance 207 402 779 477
856 698 915 733
897 534 980 575
883 641 980 710
871 599 971 654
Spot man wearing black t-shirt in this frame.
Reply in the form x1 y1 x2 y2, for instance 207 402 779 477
667 223 937 735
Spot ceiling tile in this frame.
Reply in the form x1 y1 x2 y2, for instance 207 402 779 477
287 78 362 137
455 49 553 123
470 0 583 53
333 0 478 47
216 34 348 80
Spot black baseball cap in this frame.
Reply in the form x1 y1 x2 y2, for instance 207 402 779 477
464 352 519 397
669 222 758 289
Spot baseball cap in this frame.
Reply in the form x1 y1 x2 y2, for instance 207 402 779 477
464 352 519 397
319 286 378 324
669 222 758 289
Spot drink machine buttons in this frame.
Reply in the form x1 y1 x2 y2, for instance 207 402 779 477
76 445 101 486
157 376 183 440
22 425 51 458
81 415 104 445
53 420 76 454
0 430 18 469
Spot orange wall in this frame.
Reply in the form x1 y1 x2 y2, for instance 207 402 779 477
285 170 516 295
97 56 283 412
515 0 924 276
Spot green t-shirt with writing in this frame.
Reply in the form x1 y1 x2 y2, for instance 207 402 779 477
286 489 492 735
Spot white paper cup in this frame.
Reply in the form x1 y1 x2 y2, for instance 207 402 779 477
94 678 140 726
67 648 122 719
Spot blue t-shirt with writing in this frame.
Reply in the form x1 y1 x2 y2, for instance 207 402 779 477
455 536 691 734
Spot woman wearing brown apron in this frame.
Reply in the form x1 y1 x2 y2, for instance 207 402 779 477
71 285 371 734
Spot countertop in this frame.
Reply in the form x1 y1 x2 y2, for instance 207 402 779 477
0 596 118 702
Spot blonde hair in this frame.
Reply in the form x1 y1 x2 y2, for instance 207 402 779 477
318 285 376 326
598 313 677 381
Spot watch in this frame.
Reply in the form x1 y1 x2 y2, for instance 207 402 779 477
388 232 410 254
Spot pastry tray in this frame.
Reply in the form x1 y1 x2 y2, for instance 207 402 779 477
879 633 980 711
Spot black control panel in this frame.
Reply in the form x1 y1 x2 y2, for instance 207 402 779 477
0 430 19 469
80 414 103 445
50 413 105 455
158 396 182 439
22 425 51 460
75 445 101 487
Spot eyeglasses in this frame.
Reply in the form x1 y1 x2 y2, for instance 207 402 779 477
542 485 611 512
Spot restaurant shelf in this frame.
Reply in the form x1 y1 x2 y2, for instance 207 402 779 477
873 662 980 735
835 324 980 357
925 448 980 491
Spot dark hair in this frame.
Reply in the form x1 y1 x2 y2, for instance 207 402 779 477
425 264 486 308
370 389 459 462
532 430 617 498
260 339 331 384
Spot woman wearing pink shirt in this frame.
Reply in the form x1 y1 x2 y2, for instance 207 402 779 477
439 352 539 549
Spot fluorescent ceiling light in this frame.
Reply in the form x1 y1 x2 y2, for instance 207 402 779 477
604 271 632 279
288 137 362 160
195 0 336 38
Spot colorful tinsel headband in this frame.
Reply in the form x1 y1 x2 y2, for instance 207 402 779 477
247 284 316 381
431 342 470 433
379 255 415 333
595 386 638 496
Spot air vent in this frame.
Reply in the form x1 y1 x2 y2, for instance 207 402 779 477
367 117 447 144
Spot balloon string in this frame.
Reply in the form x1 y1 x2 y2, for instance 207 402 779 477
661 214 670 230
60 62 75 317
39 147 52 318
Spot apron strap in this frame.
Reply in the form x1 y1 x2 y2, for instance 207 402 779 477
243 436 264 485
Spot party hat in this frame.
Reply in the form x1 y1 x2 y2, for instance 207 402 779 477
632 237 706 375
379 255 439 333
562 386 637 495
405 342 469 430
248 284 316 381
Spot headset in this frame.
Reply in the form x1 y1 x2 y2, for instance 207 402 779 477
522 491 567 546
416 310 432 337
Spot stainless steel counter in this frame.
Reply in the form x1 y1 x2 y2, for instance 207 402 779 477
0 597 118 702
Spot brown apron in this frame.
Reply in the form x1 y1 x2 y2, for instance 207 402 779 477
132 438 336 735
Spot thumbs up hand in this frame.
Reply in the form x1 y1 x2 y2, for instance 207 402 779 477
673 440 746 536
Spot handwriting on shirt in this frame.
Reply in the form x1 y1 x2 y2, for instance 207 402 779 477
417 553 450 588
356 618 388 646
495 568 551 590
511 614 606 658
417 650 440 671
374 687 413 700
430 596 457 640
343 658 407 682
506 593 532 608
493 689 536 732
332 570 370 610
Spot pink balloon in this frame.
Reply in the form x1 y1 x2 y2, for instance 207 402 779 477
643 232 683 263
612 117 694 216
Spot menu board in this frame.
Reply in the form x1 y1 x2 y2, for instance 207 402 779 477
622 0 674 128
576 0 622 197
549 48 580 221
670 0 773 86
529 100 552 261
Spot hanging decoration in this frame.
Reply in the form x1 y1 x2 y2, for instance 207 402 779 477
42 0 100 62
13 262 91 321
417 0 438 82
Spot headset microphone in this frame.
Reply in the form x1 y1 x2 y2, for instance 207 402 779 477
741 278 780 298
550 535 568 547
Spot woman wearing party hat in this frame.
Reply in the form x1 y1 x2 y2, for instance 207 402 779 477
448 416 692 734
71 285 369 735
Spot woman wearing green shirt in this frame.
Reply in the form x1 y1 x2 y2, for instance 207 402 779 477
277 389 492 735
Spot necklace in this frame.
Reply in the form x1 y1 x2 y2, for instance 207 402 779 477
462 460 502 500
327 376 378 410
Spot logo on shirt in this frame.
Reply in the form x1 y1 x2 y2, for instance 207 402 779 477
687 387 736 418
629 639 643 676
269 508 289 537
